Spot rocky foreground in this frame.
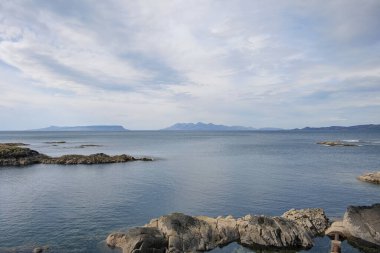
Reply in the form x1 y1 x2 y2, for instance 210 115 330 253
358 172 380 185
107 208 329 253
0 143 152 166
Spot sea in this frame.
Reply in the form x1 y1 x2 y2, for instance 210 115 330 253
0 130 379 253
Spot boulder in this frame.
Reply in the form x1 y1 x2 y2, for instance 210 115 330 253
358 172 380 185
282 208 329 236
237 215 313 249
343 204 380 250
107 227 167 253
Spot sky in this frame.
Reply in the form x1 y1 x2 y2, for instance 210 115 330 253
0 0 379 130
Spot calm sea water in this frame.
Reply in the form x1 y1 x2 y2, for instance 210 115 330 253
0 131 379 253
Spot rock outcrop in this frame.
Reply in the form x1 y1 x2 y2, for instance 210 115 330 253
358 172 380 185
326 204 380 252
0 143 49 166
282 208 329 236
107 209 328 253
343 204 380 251
0 143 152 166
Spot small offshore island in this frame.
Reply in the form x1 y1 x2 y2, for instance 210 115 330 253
0 143 152 166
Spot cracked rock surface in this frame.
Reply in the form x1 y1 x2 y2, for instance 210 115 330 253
107 209 328 253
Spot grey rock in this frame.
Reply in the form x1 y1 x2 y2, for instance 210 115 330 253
107 209 328 253
343 204 380 250
282 208 329 236
237 215 313 249
106 227 167 253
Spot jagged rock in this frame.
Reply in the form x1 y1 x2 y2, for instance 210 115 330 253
107 209 328 253
343 204 380 250
237 215 313 249
0 143 152 166
282 208 329 236
358 172 380 185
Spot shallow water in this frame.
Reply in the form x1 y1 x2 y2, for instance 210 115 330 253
0 130 379 252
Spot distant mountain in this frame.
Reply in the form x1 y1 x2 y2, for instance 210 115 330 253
294 124 380 131
162 122 279 131
31 125 128 131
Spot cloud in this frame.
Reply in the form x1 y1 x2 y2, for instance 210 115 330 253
0 0 379 129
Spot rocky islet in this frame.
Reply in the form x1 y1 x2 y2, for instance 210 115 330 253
358 172 380 185
0 143 152 166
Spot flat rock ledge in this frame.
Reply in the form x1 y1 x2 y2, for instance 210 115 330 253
0 143 152 166
326 204 380 252
358 172 380 185
106 208 328 253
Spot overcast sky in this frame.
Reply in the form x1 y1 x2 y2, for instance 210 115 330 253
0 0 379 130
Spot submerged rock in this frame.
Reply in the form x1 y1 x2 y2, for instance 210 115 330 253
42 153 137 165
0 143 152 166
317 141 358 147
32 246 50 253
358 172 380 185
107 209 328 253
0 245 50 253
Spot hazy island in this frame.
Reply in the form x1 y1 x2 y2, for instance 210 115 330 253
21 123 380 132
30 125 128 131
162 122 282 131
162 122 380 131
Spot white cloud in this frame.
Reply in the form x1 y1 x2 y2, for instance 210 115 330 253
0 0 379 129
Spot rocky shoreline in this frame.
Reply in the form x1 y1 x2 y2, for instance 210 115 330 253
107 204 380 253
0 143 152 166
106 208 329 253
